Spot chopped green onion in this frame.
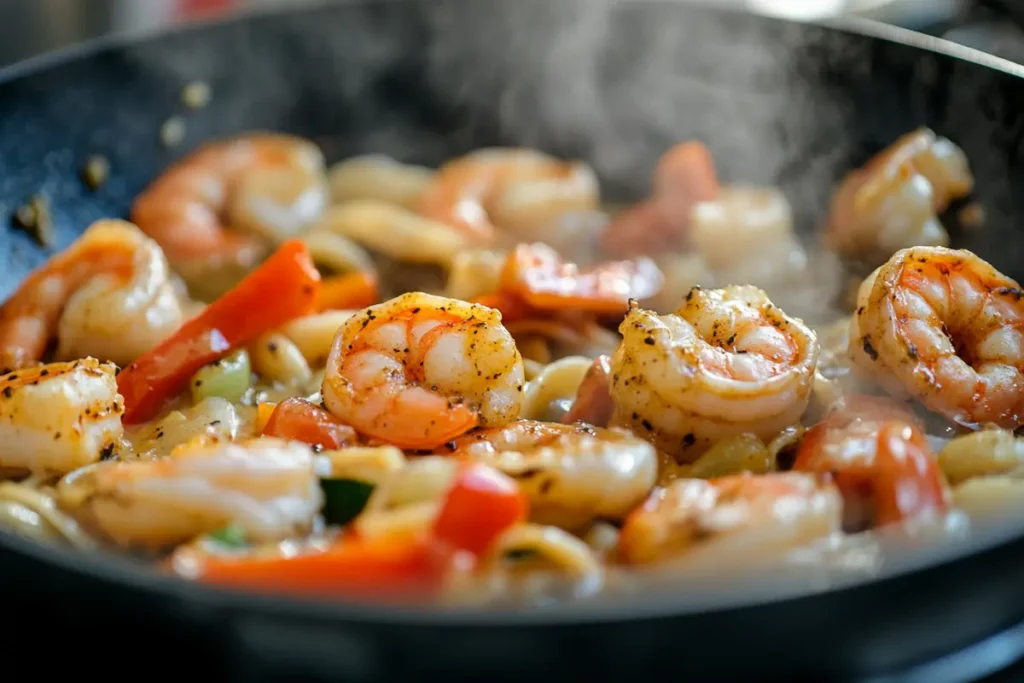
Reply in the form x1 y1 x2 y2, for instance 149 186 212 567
320 478 375 526
206 524 248 549
189 349 251 404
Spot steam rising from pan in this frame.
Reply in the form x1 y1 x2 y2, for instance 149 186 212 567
420 0 853 219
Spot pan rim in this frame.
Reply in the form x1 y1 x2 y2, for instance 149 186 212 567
2 0 1024 628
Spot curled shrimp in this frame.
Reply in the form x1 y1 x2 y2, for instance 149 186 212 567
0 219 184 370
619 472 842 569
849 246 1024 429
58 437 321 550
415 148 598 244
610 286 819 461
322 292 525 449
0 359 123 476
131 133 327 286
794 396 949 530
442 420 657 531
826 128 973 261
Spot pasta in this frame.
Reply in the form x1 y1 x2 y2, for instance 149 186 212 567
0 128 1015 607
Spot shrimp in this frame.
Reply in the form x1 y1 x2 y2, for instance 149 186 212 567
826 128 973 261
57 437 321 550
0 219 184 370
0 359 123 476
619 472 842 569
849 246 1024 429
442 420 657 530
415 148 598 244
601 140 720 258
322 292 525 449
131 133 327 283
794 396 949 530
689 186 794 271
610 286 819 461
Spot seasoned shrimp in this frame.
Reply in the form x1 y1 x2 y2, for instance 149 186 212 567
0 220 184 370
58 437 321 550
322 292 525 449
442 420 657 530
610 286 819 461
0 359 123 476
415 148 598 244
849 246 1024 428
619 472 842 569
131 133 327 284
826 128 973 261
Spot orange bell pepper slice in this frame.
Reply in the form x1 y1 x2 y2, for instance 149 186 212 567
315 271 379 312
499 243 663 315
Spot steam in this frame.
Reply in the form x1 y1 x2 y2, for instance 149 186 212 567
421 0 852 200
420 0 853 319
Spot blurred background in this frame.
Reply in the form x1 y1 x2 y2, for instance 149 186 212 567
4 0 1024 71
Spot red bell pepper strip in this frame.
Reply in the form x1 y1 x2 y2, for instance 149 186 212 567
118 240 320 424
192 534 442 599
794 396 947 527
183 464 526 598
433 463 529 556
261 397 357 450
873 421 949 526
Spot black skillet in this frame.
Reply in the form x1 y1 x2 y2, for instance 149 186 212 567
5 1 1024 681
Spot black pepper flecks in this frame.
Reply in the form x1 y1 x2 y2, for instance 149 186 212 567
861 336 879 361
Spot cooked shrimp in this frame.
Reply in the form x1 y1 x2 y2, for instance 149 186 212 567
328 154 435 209
601 141 720 258
58 437 321 550
0 359 123 476
131 133 327 282
794 397 949 530
849 246 1024 429
415 148 598 244
322 292 525 449
826 128 973 261
619 472 842 570
610 286 819 461
0 220 184 370
689 186 794 270
442 420 657 530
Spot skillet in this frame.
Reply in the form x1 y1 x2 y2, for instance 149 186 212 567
4 0 1024 680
